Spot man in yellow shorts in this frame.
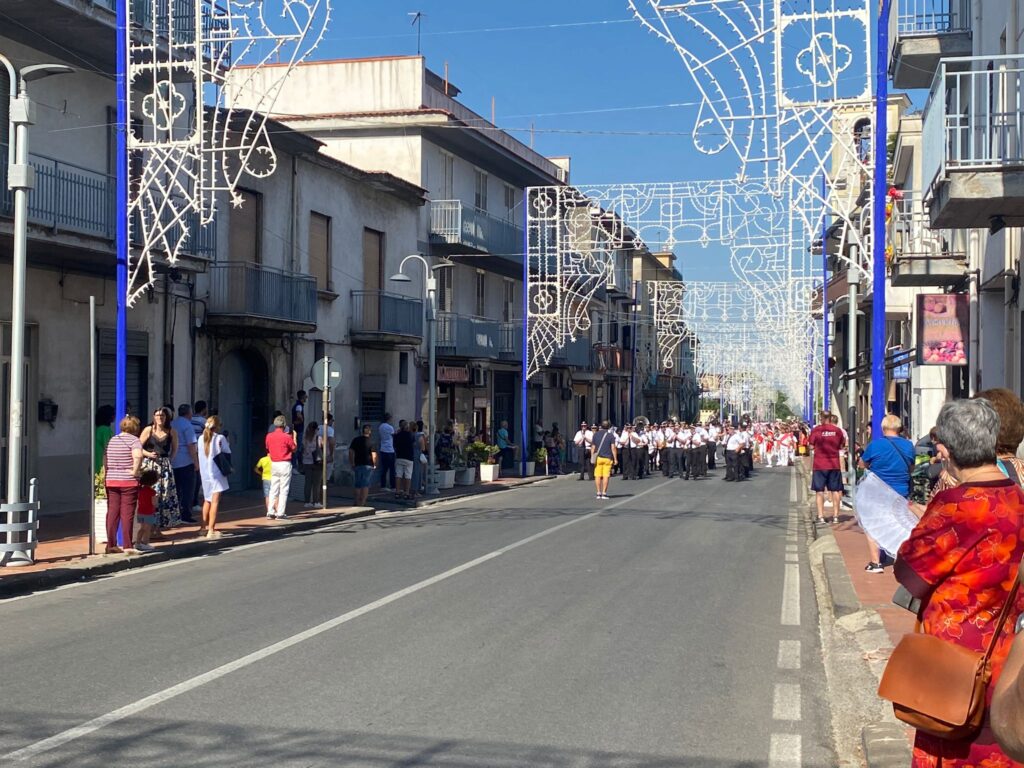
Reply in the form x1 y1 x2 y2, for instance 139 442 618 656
590 420 618 500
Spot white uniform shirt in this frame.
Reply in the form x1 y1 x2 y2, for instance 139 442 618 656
691 428 705 448
616 431 631 448
676 429 692 449
726 433 743 451
574 429 594 448
708 425 721 441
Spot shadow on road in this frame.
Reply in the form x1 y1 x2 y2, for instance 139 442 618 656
0 714 781 767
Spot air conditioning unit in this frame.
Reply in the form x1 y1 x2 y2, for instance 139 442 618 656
561 387 573 401
472 367 487 388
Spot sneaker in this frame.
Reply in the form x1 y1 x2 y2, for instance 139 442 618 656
206 530 223 539
303 502 313 508
600 494 609 500
135 542 156 553
274 512 289 519
266 513 275 519
864 562 884 574
832 516 840 524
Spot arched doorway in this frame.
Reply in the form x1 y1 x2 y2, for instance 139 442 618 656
217 349 270 491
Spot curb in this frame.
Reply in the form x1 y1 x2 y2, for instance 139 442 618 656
0 506 375 599
863 722 913 768
823 551 861 617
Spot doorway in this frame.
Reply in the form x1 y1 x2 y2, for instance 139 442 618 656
217 349 269 491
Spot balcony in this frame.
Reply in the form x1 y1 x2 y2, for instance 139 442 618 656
349 290 423 349
437 312 500 359
548 339 593 368
207 262 316 334
499 321 524 361
0 145 216 266
888 194 967 287
890 0 972 89
922 55 1024 229
429 200 524 277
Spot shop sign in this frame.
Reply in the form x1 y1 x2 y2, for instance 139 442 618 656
916 294 968 366
473 397 489 409
437 365 470 383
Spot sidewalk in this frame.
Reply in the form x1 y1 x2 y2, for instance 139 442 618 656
0 471 556 598
799 457 914 768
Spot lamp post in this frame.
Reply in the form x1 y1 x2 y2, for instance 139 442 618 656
0 57 73 566
390 255 449 496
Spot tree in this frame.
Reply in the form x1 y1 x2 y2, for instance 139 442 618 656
775 391 796 421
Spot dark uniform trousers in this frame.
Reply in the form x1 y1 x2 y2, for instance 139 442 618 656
707 442 717 469
725 449 741 481
660 447 672 477
578 453 592 480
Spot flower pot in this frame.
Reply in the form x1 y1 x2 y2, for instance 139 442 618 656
479 463 500 482
436 469 456 490
93 498 108 544
523 461 535 477
454 467 477 486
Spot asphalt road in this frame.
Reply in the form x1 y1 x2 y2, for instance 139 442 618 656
0 465 833 767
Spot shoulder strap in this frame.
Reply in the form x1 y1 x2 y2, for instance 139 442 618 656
883 437 914 470
982 579 1021 665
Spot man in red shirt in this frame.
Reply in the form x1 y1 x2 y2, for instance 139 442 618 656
265 415 297 519
808 412 847 524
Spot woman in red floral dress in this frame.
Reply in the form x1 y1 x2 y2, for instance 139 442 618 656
896 398 1024 768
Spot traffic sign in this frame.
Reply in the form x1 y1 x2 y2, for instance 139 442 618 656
311 357 342 390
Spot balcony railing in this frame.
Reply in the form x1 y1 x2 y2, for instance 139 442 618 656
923 55 1024 186
499 321 523 360
549 339 592 368
208 262 316 328
592 344 632 373
0 144 216 258
437 312 500 358
350 290 423 340
430 200 524 257
889 193 965 259
895 0 971 36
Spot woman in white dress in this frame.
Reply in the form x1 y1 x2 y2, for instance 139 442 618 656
198 415 231 539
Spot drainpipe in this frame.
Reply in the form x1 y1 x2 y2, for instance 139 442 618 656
847 246 860 493
969 229 980 395
1006 0 1019 391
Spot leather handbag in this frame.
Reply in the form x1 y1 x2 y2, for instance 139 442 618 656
878 581 1019 740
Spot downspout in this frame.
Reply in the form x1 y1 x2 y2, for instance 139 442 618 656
189 277 196 406
1005 0 1019 391
969 229 980 395
289 153 299 402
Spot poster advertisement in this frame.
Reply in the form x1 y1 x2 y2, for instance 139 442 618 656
916 294 968 366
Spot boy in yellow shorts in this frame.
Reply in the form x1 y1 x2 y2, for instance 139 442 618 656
590 420 618 500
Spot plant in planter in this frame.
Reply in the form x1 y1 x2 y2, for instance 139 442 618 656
452 450 477 486
465 441 492 466
478 444 502 482
93 469 108 545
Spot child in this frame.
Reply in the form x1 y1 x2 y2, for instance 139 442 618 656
256 451 274 518
135 468 160 552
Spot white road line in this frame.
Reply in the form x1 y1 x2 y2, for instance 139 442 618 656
785 555 799 563
777 640 801 670
769 734 802 767
781 562 801 626
789 468 797 502
772 682 802 720
785 544 798 552
4 478 678 761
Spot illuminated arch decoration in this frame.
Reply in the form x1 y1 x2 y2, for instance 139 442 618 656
647 281 687 371
126 0 331 304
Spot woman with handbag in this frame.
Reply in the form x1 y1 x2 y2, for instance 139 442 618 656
301 421 323 509
140 406 181 533
887 398 1024 767
198 415 231 539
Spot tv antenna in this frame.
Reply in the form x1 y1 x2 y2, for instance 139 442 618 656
409 11 424 56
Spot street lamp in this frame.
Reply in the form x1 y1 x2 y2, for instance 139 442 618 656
390 254 450 497
0 57 73 566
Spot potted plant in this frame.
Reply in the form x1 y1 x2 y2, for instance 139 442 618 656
532 446 548 475
478 444 501 482
436 458 456 490
453 450 477 486
93 469 108 545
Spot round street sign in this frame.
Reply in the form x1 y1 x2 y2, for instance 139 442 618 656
311 357 342 390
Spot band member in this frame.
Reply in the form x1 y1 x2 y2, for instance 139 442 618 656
724 426 743 482
707 421 720 470
573 421 594 481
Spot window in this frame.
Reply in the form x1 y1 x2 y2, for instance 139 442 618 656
503 184 516 222
438 265 453 312
361 228 384 329
502 279 515 322
399 352 409 385
474 169 488 212
229 188 262 263
440 152 454 199
309 212 331 292
475 270 486 317
360 392 386 423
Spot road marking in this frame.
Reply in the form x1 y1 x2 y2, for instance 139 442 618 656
777 639 801 670
785 555 799 563
769 734 802 767
785 544 797 552
781 562 800 626
772 682 802 720
789 468 797 502
3 479 678 761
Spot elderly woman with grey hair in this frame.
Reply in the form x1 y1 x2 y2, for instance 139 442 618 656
893 398 1024 767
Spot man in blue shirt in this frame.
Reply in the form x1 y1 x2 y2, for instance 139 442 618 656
171 403 200 523
496 420 515 470
858 413 916 573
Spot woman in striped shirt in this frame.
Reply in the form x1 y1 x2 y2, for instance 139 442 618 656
103 415 143 554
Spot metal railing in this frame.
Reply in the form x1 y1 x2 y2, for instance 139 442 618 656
430 200 524 258
548 339 592 368
888 192 966 260
592 344 632 372
895 0 971 36
0 144 216 257
923 55 1024 187
208 262 316 326
350 290 423 338
436 312 500 358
